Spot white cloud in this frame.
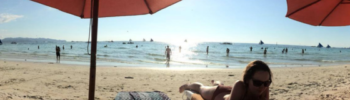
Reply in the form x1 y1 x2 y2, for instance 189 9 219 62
0 13 23 24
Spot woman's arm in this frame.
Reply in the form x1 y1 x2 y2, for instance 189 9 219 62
226 81 246 100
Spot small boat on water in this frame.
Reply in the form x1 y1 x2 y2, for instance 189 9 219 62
150 38 154 42
220 42 232 45
184 39 187 42
127 39 134 44
11 42 17 44
326 44 331 48
317 43 323 48
127 42 134 44
143 38 146 42
122 42 126 44
259 40 264 45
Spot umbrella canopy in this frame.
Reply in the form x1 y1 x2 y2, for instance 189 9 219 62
286 0 350 26
31 0 180 100
32 0 180 18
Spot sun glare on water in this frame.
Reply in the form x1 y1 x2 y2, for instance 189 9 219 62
163 40 208 66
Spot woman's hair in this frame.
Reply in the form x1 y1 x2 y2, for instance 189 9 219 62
242 60 272 87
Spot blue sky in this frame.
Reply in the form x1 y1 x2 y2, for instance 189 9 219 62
1 0 350 47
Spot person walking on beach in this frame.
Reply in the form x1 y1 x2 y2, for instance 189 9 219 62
165 45 172 61
250 46 252 52
226 48 230 56
206 46 209 55
56 46 61 63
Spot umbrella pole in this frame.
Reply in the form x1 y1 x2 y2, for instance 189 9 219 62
88 0 99 100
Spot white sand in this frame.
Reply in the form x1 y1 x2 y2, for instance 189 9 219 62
0 60 349 100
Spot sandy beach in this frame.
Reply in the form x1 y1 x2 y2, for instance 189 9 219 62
0 60 349 100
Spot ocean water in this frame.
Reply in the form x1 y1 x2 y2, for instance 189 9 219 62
0 41 349 68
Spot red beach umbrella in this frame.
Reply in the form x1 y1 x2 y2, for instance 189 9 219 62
286 0 350 26
31 0 181 99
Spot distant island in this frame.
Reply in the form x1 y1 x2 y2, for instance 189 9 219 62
1 37 66 43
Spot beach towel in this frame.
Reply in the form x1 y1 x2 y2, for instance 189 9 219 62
115 91 170 100
183 90 204 100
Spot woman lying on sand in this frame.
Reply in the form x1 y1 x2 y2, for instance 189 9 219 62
179 60 272 100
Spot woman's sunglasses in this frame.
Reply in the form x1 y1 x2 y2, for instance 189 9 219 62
252 79 271 87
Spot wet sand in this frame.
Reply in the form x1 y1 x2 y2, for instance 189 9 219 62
0 60 349 100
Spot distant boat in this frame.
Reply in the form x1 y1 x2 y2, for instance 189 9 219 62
11 42 17 44
317 43 323 48
184 39 187 42
143 38 146 42
259 40 264 45
122 42 126 44
150 38 154 42
127 39 134 44
110 40 113 42
326 44 331 48
127 42 134 44
0 39 2 45
220 42 232 45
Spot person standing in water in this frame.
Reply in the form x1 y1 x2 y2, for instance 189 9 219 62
38 45 40 49
206 46 209 55
226 48 230 56
136 45 138 48
179 46 182 53
165 45 172 61
56 46 61 63
302 49 304 54
285 48 288 53
71 45 73 49
63 45 65 50
250 46 253 52
264 48 267 55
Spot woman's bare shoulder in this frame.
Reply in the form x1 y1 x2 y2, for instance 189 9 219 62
228 80 246 100
233 80 245 88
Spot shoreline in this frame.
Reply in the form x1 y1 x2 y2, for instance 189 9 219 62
1 57 346 69
0 60 350 99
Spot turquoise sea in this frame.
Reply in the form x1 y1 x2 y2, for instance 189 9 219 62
0 41 349 68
